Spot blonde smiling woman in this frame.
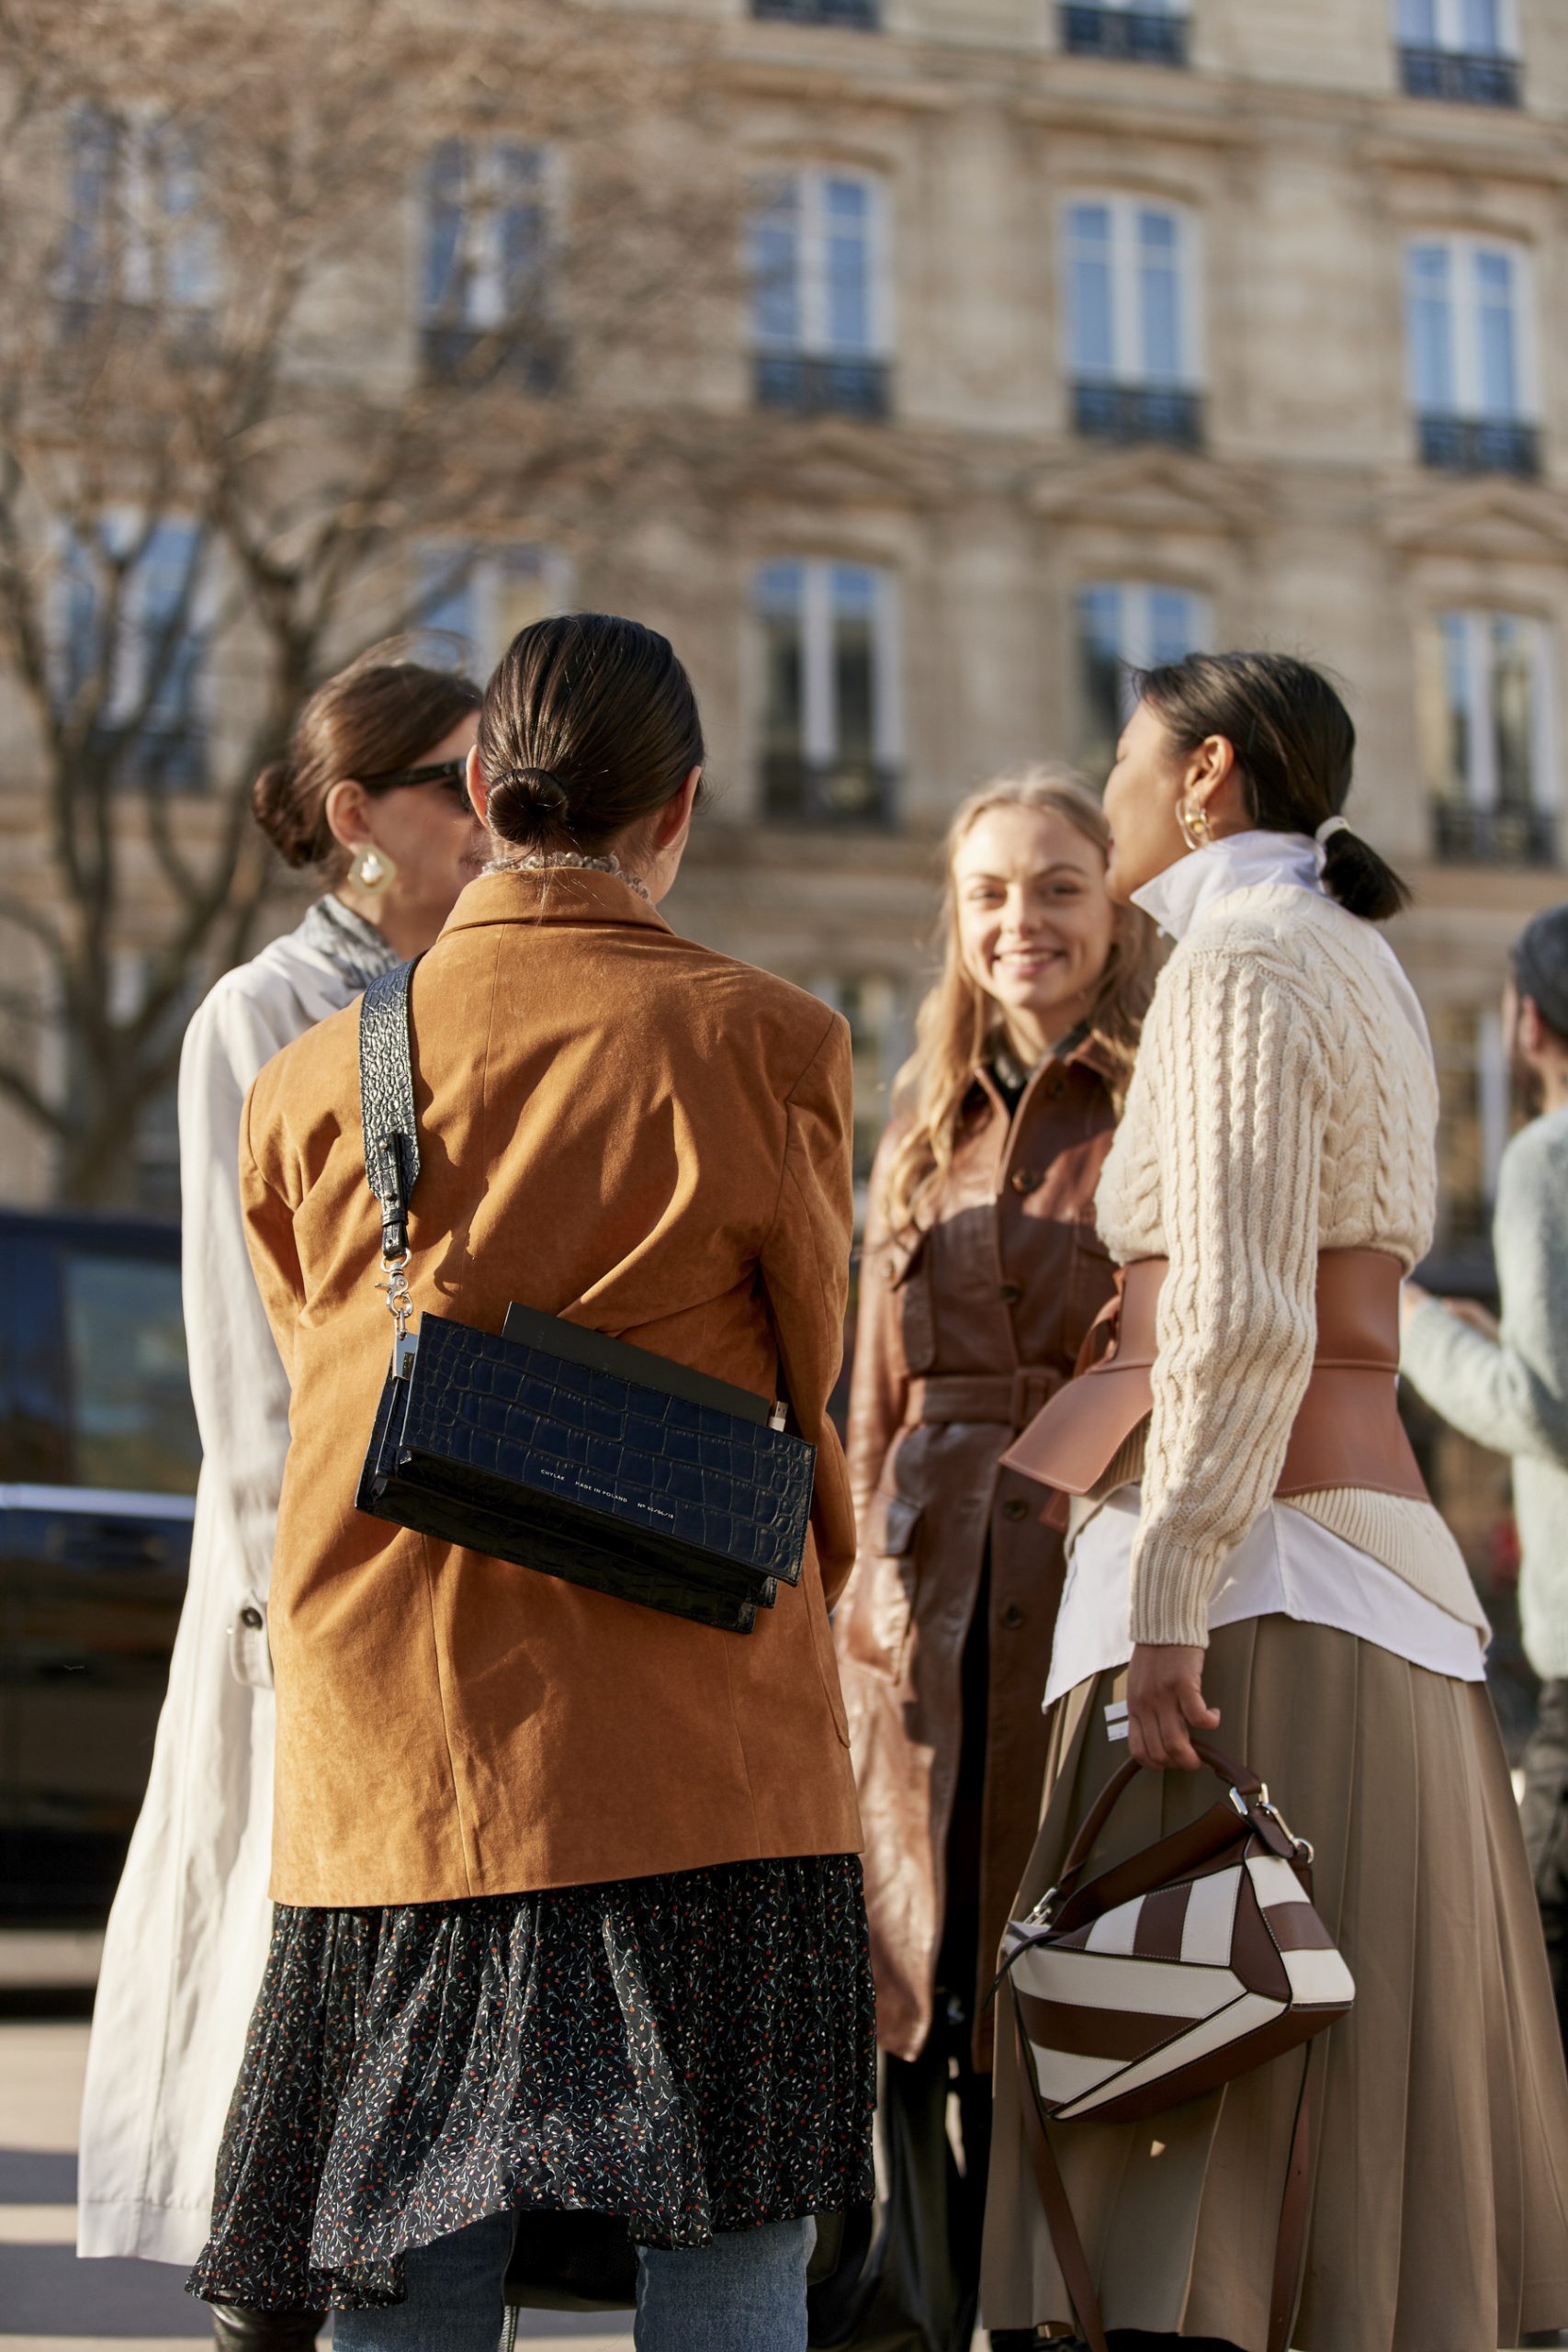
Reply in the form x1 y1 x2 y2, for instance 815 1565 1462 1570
835 770 1154 2352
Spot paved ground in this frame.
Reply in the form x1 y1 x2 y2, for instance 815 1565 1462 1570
0 2021 632 2351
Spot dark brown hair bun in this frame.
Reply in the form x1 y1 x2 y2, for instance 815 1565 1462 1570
251 757 315 868
491 766 571 819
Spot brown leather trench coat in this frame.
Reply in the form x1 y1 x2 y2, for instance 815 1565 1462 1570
835 1046 1119 2066
240 868 862 1909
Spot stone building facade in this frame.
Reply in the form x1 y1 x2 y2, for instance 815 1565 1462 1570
642 0 1568 1261
6 0 1568 1252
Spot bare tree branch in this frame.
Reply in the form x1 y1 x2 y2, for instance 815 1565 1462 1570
0 0 737 1203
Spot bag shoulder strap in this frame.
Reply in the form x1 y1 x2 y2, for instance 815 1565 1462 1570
1010 1988 1313 2352
359 959 422 1262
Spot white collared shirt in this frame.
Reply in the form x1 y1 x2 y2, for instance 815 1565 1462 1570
1133 830 1434 1057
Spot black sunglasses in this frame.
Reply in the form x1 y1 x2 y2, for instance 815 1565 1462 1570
361 757 472 808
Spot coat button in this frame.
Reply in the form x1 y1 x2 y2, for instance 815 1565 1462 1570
1000 1604 1026 1631
1010 1170 1042 1194
1002 1498 1029 1521
240 1606 264 1630
999 1281 1023 1305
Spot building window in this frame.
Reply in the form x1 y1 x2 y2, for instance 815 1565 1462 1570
1065 199 1201 447
1396 0 1520 107
60 107 218 322
61 517 210 793
1428 1001 1509 1252
1077 582 1210 779
421 139 558 390
751 172 891 420
1406 239 1538 475
414 543 571 673
754 560 901 826
752 0 879 22
1061 1 1189 66
1417 610 1557 864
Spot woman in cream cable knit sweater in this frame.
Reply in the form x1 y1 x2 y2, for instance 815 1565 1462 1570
981 652 1568 2352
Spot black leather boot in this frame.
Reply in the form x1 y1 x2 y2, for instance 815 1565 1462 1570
209 2305 325 2351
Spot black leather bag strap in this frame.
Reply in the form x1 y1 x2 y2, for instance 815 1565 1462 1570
358 959 422 1262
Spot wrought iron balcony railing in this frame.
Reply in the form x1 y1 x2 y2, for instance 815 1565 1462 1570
1417 412 1540 477
1072 379 1202 447
752 0 879 27
1399 45 1520 107
1432 801 1557 866
761 752 899 829
755 353 890 421
1062 4 1188 64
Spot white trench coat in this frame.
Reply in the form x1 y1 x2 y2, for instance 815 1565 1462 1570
77 916 373 2263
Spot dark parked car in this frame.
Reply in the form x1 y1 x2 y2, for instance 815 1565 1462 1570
0 1209 197 1920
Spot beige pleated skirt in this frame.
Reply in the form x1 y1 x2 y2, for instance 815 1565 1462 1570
980 1614 1568 2351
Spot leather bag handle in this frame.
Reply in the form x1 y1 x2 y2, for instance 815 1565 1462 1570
1053 1738 1264 1898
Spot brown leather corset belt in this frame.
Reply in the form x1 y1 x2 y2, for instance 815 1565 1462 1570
1000 1248 1429 1505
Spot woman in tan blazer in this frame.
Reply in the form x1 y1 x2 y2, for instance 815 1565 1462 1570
188 615 874 2352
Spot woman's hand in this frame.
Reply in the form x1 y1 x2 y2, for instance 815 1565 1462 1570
1126 1642 1219 1771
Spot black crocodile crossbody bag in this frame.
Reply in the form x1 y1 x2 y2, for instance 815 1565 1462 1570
353 961 817 1634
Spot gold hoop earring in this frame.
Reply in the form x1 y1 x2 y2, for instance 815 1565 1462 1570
352 843 397 894
1177 799 1213 853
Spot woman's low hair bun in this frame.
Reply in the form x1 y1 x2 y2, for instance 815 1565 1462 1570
485 763 576 850
252 757 319 869
497 766 571 815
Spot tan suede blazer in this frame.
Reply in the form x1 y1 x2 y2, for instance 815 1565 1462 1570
240 867 862 1908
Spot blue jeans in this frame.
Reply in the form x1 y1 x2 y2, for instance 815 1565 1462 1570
332 2209 817 2352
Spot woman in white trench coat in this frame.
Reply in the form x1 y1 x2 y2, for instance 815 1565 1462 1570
77 647 484 2348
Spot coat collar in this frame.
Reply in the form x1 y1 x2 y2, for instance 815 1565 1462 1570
437 865 676 941
968 1024 1113 1128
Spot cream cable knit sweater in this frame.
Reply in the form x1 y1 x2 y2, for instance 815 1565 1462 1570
1095 880 1486 1650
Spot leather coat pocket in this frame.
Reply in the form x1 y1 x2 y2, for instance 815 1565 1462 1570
844 1491 923 1684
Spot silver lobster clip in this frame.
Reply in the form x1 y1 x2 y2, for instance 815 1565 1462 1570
377 1251 417 1377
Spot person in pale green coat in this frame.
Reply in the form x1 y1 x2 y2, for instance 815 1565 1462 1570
1402 898 1568 2044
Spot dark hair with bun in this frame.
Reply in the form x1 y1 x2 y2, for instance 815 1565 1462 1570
1134 649 1410 922
252 644 482 871
478 613 705 857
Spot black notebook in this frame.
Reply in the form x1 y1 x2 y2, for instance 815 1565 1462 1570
501 1302 772 1427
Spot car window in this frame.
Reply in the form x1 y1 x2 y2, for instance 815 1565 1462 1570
61 1251 200 1496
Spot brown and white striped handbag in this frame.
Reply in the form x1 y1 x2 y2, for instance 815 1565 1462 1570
998 1741 1353 2352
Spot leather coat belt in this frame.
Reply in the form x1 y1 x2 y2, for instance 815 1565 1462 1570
908 1367 1063 1430
1000 1249 1428 1503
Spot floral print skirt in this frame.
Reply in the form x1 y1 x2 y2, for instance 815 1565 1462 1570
186 1854 875 2312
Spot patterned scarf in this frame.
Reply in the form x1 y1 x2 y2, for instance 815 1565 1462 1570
295 894 404 990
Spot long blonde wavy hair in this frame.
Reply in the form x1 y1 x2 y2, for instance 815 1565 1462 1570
881 768 1156 1238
